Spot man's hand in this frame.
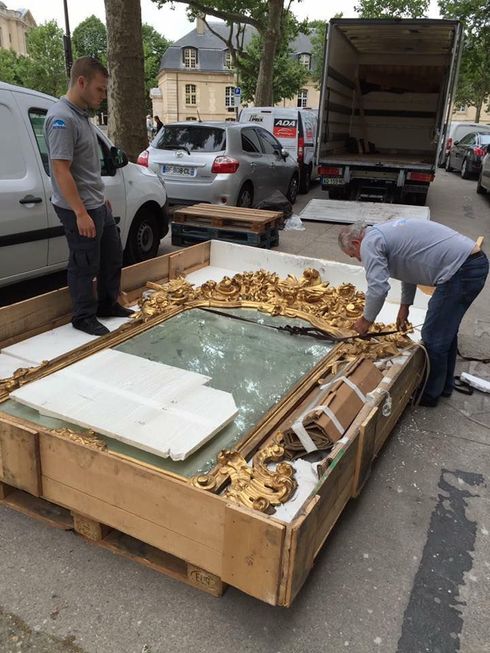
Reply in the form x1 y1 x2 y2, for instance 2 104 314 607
396 304 410 331
76 211 96 238
353 316 373 336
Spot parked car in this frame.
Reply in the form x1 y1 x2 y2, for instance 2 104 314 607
446 132 490 178
137 121 299 207
238 107 318 193
0 82 169 288
439 121 490 167
476 145 490 194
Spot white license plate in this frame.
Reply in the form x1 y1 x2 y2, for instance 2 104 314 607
162 164 196 177
322 177 344 185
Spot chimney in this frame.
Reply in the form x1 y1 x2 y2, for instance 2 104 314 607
196 16 206 35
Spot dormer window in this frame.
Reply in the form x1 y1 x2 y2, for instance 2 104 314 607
183 47 198 69
299 53 311 70
224 50 233 69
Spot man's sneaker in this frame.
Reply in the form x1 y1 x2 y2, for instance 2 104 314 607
73 317 110 336
97 303 135 318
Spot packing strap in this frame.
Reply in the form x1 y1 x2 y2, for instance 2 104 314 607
320 375 367 402
291 404 346 453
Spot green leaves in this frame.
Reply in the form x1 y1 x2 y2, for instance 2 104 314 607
73 15 107 63
354 0 429 18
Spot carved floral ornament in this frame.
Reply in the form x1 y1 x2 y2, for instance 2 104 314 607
0 268 414 514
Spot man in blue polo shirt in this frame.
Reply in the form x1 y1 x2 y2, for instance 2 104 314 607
338 219 488 406
44 56 132 336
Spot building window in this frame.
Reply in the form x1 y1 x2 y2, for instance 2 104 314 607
456 104 467 113
183 47 198 69
297 89 308 108
299 53 311 70
186 116 197 121
225 86 235 108
185 84 197 106
224 50 233 69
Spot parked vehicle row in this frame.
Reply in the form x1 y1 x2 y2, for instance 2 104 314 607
444 128 490 197
0 82 169 288
137 121 300 208
438 121 490 168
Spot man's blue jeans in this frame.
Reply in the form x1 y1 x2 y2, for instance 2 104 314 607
421 251 488 402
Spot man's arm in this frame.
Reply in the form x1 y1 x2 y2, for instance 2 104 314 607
50 160 96 238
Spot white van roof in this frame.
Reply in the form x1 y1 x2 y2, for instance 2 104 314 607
0 81 57 102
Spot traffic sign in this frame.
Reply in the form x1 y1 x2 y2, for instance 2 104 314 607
234 86 241 96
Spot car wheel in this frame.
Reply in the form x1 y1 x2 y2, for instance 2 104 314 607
461 158 471 179
299 164 311 194
236 183 254 208
476 173 487 194
124 208 160 264
287 174 299 204
445 155 453 172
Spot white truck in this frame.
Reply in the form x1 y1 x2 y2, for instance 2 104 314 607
317 18 463 204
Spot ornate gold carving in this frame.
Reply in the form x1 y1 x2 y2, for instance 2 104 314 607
0 361 49 395
51 427 107 451
135 268 413 378
192 436 296 514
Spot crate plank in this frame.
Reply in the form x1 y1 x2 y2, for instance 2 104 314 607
222 503 285 605
352 406 379 496
0 418 41 496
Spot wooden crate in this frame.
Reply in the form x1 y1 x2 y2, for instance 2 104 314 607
0 243 425 605
171 222 279 249
173 203 283 233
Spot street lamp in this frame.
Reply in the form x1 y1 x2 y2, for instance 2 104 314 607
62 0 73 77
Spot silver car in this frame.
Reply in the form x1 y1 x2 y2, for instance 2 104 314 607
137 121 299 207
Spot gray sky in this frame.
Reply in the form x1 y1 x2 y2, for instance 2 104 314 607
23 0 441 40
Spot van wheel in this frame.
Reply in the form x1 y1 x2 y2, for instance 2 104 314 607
461 158 471 179
287 174 299 204
299 165 311 194
124 208 160 264
236 183 254 208
477 173 486 194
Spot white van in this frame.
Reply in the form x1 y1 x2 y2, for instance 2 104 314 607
239 107 318 193
0 82 169 288
439 121 490 167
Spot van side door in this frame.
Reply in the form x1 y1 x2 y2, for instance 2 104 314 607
0 89 49 284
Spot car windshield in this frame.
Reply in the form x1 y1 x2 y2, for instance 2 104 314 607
153 125 226 152
479 135 490 144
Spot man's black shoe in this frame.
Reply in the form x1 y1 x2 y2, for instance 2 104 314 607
97 303 135 318
418 395 438 408
73 317 110 336
441 390 453 398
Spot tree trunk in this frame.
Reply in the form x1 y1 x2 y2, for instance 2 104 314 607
254 0 283 106
475 98 482 123
104 0 147 162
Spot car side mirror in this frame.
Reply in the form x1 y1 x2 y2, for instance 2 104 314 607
280 148 289 159
453 140 459 146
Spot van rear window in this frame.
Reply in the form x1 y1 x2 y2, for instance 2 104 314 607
153 126 226 152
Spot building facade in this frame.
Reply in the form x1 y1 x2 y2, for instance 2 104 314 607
154 18 320 123
0 2 36 55
451 103 490 124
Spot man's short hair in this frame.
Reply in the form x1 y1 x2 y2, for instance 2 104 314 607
338 221 368 252
70 57 108 86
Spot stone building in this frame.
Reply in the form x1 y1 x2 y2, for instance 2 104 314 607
153 17 320 123
0 2 36 55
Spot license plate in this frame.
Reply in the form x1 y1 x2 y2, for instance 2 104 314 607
162 164 196 177
322 177 344 185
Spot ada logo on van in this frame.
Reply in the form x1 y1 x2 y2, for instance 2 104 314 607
273 118 297 139
52 119 66 129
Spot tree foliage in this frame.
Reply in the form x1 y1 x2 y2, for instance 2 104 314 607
307 19 327 89
24 21 67 96
238 13 309 104
142 24 171 112
0 49 28 85
72 15 107 63
354 0 429 18
438 0 490 121
151 0 303 105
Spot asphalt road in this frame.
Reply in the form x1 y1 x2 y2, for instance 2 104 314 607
1 170 490 653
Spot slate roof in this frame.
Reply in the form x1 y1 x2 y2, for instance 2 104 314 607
160 21 317 73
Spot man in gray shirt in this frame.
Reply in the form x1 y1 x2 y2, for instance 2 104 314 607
338 219 488 406
44 56 132 336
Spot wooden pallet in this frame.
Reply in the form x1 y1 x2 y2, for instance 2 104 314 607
173 204 283 233
0 483 226 598
171 222 279 249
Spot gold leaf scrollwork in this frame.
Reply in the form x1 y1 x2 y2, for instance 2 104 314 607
51 427 107 451
192 437 297 514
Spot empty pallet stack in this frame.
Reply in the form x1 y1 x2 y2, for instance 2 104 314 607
172 204 283 249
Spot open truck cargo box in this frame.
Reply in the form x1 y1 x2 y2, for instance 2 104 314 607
0 241 427 605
